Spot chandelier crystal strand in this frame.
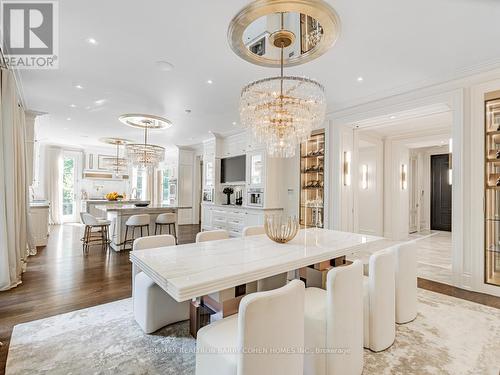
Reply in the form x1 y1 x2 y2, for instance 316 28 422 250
120 114 168 171
239 12 326 158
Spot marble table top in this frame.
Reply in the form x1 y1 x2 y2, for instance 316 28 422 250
130 228 384 302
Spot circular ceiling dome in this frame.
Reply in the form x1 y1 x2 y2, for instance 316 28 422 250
118 114 173 130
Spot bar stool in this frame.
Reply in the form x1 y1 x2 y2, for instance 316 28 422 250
155 213 176 240
123 214 150 250
81 213 111 253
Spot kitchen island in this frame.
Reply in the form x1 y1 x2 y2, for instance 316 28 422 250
95 204 180 251
82 199 150 218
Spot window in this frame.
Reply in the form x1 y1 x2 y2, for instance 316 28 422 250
62 157 75 216
161 167 176 205
132 168 147 200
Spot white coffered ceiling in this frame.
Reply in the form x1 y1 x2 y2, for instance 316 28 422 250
19 0 500 149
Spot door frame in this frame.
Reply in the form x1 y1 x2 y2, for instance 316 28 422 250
61 150 82 223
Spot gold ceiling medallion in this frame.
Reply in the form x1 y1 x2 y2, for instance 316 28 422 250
227 0 341 68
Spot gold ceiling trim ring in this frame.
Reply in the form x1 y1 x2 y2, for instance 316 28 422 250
99 137 133 145
118 114 172 130
227 0 341 68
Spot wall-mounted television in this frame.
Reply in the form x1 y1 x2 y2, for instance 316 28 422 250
220 155 246 183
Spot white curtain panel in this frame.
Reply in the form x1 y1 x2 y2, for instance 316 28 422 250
47 147 63 225
0 69 32 291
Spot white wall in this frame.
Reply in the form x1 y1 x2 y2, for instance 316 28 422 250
357 144 383 235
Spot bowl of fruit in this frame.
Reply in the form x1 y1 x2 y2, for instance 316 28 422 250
105 192 124 201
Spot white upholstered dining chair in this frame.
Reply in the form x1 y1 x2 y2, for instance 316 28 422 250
242 225 288 292
195 229 229 243
133 235 190 333
363 249 396 352
241 225 265 237
304 260 364 375
391 244 417 324
196 279 305 375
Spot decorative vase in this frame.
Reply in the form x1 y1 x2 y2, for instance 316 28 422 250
264 215 299 243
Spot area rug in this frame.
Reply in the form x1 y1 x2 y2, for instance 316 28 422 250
6 289 500 375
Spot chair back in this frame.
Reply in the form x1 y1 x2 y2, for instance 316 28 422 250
156 212 176 224
237 279 305 375
326 260 364 375
367 249 395 352
81 212 99 226
391 244 417 323
195 229 229 243
133 234 176 251
126 214 150 226
242 226 265 237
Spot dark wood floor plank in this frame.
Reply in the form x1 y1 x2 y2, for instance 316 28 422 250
0 223 200 374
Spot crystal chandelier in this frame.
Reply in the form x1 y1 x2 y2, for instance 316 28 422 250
119 114 171 171
239 15 326 158
100 137 132 177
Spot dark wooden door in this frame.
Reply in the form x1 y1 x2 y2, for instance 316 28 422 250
431 154 452 231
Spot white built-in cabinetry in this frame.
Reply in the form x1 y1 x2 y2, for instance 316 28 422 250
201 204 282 235
29 204 49 247
200 132 286 234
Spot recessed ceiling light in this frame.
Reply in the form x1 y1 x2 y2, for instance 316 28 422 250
75 84 83 89
86 37 98 45
390 115 396 120
63 127 68 130
207 79 213 84
85 106 91 110
357 76 364 82
66 117 71 121
69 104 76 108
232 121 237 126
94 99 106 105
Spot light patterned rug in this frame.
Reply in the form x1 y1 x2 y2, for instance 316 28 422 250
6 289 500 375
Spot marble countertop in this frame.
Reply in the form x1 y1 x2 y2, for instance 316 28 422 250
202 203 283 211
130 228 384 302
84 199 150 204
95 204 182 212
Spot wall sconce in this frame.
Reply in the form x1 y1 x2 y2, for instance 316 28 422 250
401 164 407 190
343 151 351 186
361 164 368 190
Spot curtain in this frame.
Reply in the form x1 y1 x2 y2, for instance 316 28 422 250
47 147 63 224
0 69 32 291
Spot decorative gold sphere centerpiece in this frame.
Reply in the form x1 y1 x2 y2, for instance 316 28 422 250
264 214 299 243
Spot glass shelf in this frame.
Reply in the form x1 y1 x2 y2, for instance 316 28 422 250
485 95 500 286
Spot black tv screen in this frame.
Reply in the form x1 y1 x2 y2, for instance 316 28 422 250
221 155 246 183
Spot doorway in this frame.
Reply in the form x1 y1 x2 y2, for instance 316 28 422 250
62 153 79 223
430 154 452 231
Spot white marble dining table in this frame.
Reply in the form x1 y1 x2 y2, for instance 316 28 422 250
129 228 384 302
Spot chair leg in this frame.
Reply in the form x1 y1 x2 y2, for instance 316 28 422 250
155 223 158 235
172 223 176 242
123 225 129 251
147 225 150 236
140 226 143 237
82 226 88 253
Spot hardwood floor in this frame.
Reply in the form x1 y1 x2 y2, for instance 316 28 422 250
0 223 200 374
1 224 499 374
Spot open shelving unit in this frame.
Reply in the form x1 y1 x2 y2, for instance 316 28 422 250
484 92 500 286
299 129 325 228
